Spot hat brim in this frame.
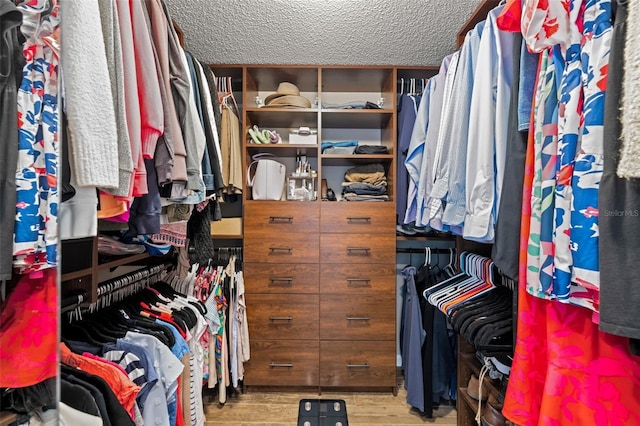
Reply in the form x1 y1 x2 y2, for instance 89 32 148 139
264 92 286 105
263 95 312 108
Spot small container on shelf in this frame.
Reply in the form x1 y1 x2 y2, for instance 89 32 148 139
287 171 317 201
289 126 318 145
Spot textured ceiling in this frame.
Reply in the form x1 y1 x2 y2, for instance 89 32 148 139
165 0 483 66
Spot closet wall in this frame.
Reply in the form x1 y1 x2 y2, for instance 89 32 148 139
165 0 483 66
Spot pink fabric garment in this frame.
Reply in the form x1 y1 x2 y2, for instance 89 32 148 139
0 268 57 388
114 0 147 197
129 0 163 159
144 0 188 182
503 52 640 425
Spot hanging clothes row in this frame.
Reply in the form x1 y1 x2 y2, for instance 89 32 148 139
0 2 59 422
162 248 249 405
399 1 537 283
60 262 224 426
398 78 429 96
399 246 457 418
58 0 242 247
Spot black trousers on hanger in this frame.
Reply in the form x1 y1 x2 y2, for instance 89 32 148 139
599 0 640 353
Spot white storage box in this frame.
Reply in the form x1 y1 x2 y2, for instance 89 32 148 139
289 127 318 145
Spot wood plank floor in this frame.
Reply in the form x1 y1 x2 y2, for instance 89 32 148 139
203 384 457 425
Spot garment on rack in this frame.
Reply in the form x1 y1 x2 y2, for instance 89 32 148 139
522 0 611 315
439 21 484 234
13 0 60 274
0 0 22 280
400 265 425 413
491 29 531 281
61 0 120 189
60 364 136 426
397 93 418 220
404 79 432 226
399 249 457 418
600 0 640 341
61 270 212 426
463 4 513 243
0 268 57 388
220 98 242 194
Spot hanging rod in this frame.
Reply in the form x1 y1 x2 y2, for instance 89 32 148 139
396 247 454 254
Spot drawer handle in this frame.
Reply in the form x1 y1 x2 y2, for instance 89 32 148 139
346 278 371 285
347 363 370 368
270 362 293 368
269 316 293 321
270 246 292 253
346 316 370 321
269 216 293 223
347 216 371 223
270 277 293 284
346 247 370 255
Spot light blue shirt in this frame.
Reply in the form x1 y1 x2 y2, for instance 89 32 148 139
415 54 454 228
441 20 485 232
464 5 513 242
404 81 432 225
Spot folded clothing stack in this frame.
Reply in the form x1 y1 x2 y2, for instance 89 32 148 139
342 163 389 201
321 140 358 154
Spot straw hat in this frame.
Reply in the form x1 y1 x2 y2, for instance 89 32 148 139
263 82 311 108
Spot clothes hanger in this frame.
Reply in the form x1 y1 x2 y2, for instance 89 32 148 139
426 253 495 314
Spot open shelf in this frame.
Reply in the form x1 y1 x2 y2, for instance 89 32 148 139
321 109 393 128
459 387 484 416
96 252 152 272
61 268 93 282
0 412 16 426
246 143 318 158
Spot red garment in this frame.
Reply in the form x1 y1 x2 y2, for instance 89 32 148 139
496 0 522 32
60 343 140 416
503 89 640 425
175 379 184 426
0 269 57 387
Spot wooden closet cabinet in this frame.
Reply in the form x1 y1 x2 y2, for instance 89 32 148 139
236 65 398 393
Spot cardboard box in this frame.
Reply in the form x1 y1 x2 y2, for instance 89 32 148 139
210 217 242 237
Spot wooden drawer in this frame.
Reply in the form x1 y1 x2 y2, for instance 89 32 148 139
319 294 395 340
320 233 394 264
320 202 395 234
245 340 319 386
319 263 394 294
246 294 319 340
244 201 319 234
245 263 319 294
319 340 396 387
244 233 319 263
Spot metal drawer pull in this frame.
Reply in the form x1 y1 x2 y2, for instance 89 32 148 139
346 278 370 284
270 277 293 283
346 316 370 321
347 363 370 368
270 246 292 253
346 247 370 254
269 216 293 223
269 316 293 321
347 216 371 223
270 362 293 368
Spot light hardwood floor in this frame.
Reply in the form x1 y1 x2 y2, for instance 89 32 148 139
203 384 457 426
